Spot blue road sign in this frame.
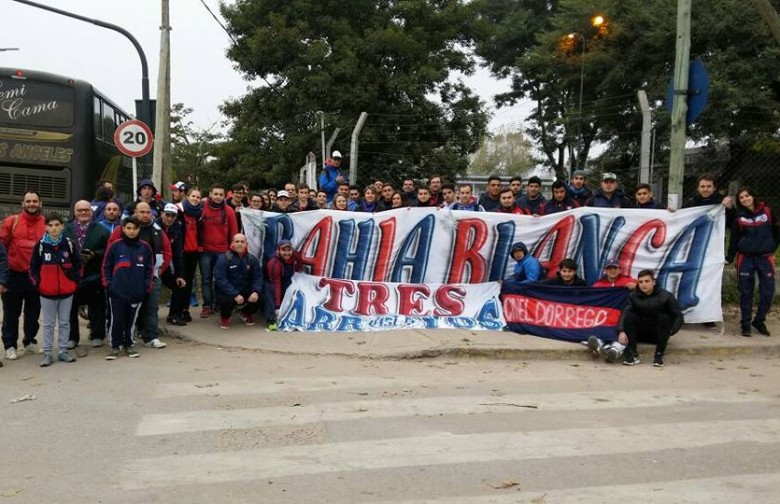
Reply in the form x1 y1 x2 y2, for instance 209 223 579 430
666 59 710 125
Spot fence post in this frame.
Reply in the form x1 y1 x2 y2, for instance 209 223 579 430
638 91 651 184
349 112 368 185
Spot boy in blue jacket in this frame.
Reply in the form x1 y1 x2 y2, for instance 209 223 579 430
102 217 154 360
214 234 263 329
508 242 542 283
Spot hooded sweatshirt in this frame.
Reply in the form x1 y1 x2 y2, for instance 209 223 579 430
510 242 542 283
124 179 166 218
265 242 302 308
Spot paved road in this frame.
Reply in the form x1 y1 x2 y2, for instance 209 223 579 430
2 339 779 503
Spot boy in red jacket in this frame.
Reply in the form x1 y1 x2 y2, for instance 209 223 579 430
29 214 82 367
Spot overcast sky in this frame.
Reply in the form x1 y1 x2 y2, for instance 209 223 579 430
3 0 531 133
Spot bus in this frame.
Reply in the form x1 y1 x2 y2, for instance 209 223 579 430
0 67 146 217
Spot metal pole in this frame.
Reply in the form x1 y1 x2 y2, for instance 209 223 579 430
317 111 326 168
11 0 151 125
638 90 651 184
326 128 340 156
0 48 20 52
577 34 585 170
667 0 692 210
349 112 368 185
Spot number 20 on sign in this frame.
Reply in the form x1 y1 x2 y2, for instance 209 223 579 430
114 119 154 191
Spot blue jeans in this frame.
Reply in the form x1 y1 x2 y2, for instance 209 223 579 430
136 277 161 343
199 252 220 309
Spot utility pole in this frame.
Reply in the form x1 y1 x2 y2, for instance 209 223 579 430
152 0 171 193
349 112 368 185
667 0 692 210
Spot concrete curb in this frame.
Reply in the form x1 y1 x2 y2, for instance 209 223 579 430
163 324 780 362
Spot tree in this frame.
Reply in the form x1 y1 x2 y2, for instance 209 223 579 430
170 103 223 188
473 0 780 180
469 126 535 176
219 0 490 188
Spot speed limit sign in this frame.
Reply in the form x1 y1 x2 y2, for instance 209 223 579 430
114 119 154 157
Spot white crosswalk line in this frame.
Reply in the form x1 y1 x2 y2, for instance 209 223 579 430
363 473 780 504
136 389 770 436
122 417 780 489
154 374 577 398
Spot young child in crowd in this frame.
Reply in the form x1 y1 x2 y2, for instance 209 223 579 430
29 214 82 367
263 240 301 331
102 217 154 360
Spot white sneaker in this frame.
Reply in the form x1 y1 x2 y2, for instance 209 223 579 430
586 336 604 358
5 348 17 360
144 338 167 349
24 343 43 354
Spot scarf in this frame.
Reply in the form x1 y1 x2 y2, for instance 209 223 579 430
182 199 203 218
42 233 63 246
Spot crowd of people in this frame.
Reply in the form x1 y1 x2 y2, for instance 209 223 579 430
0 147 774 368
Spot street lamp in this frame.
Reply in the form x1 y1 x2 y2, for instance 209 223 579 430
567 15 605 172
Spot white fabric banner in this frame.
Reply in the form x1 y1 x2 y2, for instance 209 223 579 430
278 273 504 332
241 205 725 323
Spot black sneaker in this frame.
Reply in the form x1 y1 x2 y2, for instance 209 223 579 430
166 317 187 326
741 324 752 337
126 346 140 358
702 322 717 328
181 311 193 323
752 321 771 337
653 353 665 367
106 348 121 361
622 348 640 366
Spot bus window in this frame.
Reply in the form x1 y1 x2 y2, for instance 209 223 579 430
0 77 74 128
93 96 102 140
102 102 116 140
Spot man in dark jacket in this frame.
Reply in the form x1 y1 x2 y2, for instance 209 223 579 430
124 179 166 219
541 180 580 215
568 170 592 207
517 176 547 215
264 240 302 331
543 258 587 286
617 269 684 367
63 200 110 350
214 234 263 329
586 173 633 208
157 204 187 326
633 183 664 209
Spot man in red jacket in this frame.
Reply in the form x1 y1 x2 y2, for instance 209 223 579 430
1 192 46 360
199 184 238 317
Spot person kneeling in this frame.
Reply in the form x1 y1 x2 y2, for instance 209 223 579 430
617 269 683 367
214 234 263 329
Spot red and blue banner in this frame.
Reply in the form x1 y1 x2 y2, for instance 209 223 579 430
241 205 726 324
279 273 504 332
501 283 630 342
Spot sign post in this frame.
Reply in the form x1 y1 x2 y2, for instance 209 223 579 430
114 119 154 191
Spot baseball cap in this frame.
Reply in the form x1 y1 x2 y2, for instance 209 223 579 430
604 258 620 268
277 239 293 249
163 203 179 214
331 150 343 159
602 172 617 181
169 181 186 191
277 190 290 199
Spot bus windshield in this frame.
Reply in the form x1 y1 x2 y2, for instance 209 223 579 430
0 77 74 128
